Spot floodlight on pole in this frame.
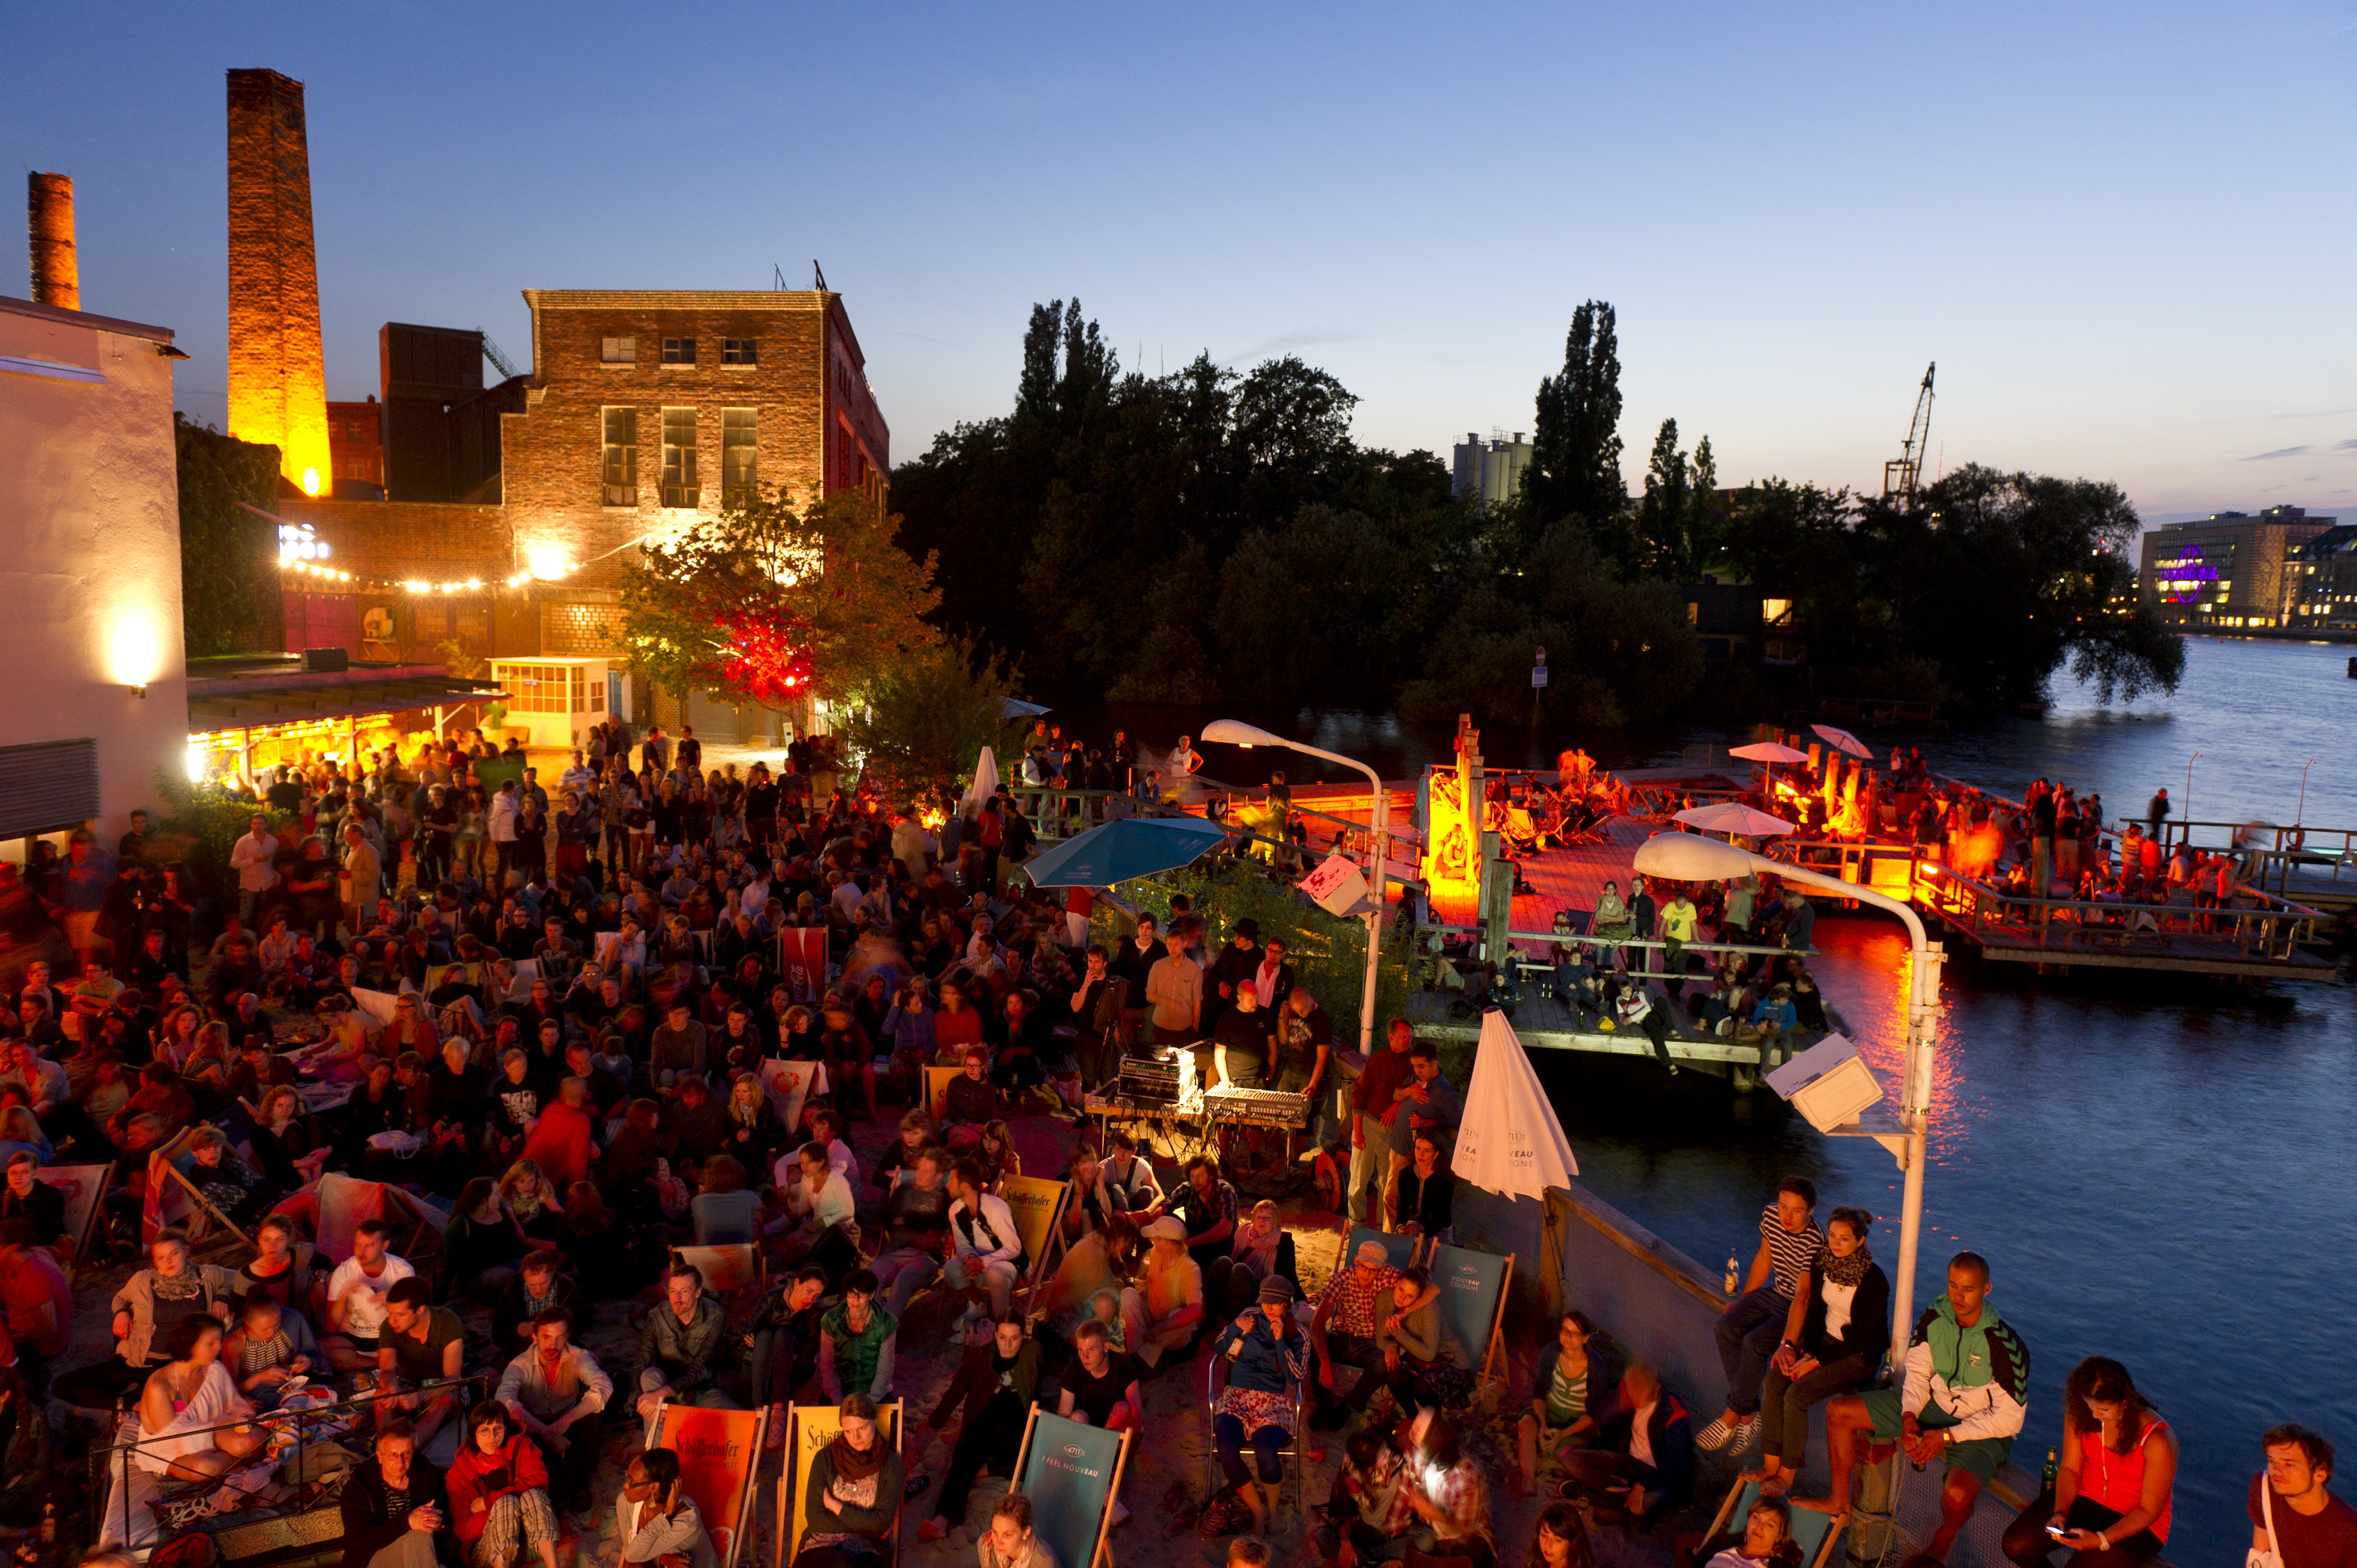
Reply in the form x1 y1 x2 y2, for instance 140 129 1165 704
1632 830 1945 1360
1203 719 1390 1056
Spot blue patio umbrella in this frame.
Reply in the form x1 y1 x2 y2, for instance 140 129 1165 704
1019 813 1231 887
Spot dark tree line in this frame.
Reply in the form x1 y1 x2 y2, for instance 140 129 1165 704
890 297 2182 726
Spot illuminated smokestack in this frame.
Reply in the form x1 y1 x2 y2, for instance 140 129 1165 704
27 173 77 310
226 68 331 497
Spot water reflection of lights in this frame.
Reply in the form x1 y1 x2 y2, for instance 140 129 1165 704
1810 922 1983 1164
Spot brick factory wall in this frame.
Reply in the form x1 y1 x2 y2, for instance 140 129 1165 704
504 291 833 591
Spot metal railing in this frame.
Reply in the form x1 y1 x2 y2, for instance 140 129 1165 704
1912 860 2326 962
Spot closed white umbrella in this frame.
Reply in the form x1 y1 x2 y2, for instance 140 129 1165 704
1451 1010 1579 1199
1674 802 1798 838
959 746 1000 817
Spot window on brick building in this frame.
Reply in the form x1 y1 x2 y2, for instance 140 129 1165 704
661 407 699 509
661 337 696 365
602 407 639 505
601 336 636 364
723 409 757 500
722 338 758 365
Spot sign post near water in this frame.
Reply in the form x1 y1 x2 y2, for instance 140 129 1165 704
1634 831 1946 1356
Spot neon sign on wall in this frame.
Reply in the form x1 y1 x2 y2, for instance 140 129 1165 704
2155 547 2220 605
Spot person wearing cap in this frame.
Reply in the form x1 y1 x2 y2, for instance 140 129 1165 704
1212 1273 1309 1536
1135 1215 1205 1368
1309 1241 1402 1429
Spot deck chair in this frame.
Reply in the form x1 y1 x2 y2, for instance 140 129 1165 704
999 1174 1070 1310
141 1128 251 1252
649 1401 770 1568
673 1242 765 1299
1202 1347 1306 1518
1347 1225 1423 1273
777 1400 902 1568
1703 1478 1843 1568
35 1161 113 1278
1011 1406 1132 1568
925 1065 962 1127
1424 1243 1514 1401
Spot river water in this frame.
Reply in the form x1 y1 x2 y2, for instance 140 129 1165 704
1043 635 2357 1559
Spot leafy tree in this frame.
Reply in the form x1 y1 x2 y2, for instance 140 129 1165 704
1522 301 1626 538
1630 422 1724 580
836 639 1027 804
174 414 280 655
619 485 940 709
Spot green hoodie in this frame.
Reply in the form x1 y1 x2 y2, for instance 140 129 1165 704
1900 1292 2030 1445
821 1300 898 1398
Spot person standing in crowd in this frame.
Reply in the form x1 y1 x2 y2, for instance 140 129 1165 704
1796 1252 2028 1568
1700 1178 1823 1454
2247 1424 2357 1568
1349 1019 1415 1226
1999 1356 2175 1567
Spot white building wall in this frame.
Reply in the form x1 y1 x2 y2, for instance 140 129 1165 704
0 300 189 842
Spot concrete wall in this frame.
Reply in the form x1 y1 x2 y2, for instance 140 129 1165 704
0 301 190 838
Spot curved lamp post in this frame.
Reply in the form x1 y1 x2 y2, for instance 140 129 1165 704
1632 830 1945 1352
1203 719 1389 1056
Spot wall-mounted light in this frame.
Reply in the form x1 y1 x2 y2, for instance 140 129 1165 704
525 542 570 580
109 613 161 696
300 467 322 497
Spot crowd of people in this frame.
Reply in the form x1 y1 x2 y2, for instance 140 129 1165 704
3 717 2352 1568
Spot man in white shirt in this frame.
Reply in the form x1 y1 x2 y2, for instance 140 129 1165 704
229 814 279 923
558 750 595 796
325 1219 415 1371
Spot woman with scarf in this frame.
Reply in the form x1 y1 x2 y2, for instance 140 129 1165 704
1745 1205 1888 1498
1204 1198 1300 1322
793 1393 905 1568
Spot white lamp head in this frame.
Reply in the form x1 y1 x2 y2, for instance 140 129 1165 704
1632 831 1759 884
1202 719 1283 748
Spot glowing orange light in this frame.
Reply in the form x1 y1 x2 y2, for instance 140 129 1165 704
299 467 321 497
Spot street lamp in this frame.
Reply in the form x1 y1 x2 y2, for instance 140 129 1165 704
2299 757 2319 827
1203 719 1389 1055
1632 830 1945 1354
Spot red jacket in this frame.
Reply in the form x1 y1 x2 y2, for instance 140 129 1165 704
446 1431 551 1546
520 1101 594 1189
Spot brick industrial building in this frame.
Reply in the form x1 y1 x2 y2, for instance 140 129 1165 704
215 68 889 745
275 288 890 744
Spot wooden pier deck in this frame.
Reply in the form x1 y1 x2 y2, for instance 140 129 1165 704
1404 989 1832 1081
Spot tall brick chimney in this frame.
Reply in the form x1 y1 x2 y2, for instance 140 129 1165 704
226 68 332 497
27 173 78 310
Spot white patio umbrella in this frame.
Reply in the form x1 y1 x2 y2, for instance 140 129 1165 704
1811 723 1875 760
958 745 1000 817
1729 740 1811 805
1451 1010 1579 1199
1672 801 1798 839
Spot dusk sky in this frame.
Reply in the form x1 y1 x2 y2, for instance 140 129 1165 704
9 0 2353 522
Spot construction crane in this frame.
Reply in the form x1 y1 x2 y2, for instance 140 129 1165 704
1882 362 1935 504
477 329 520 382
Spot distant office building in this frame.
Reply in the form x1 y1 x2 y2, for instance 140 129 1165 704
326 395 383 498
1452 429 1532 507
2141 507 2334 630
2285 523 2357 631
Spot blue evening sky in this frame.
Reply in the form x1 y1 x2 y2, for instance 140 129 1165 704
7 1 2353 521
